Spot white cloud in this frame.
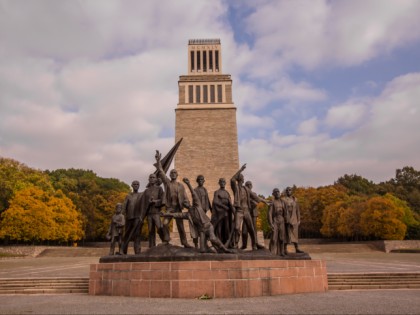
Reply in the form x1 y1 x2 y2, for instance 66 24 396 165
298 117 318 135
0 0 231 185
1 0 420 198
239 72 420 194
241 0 420 72
234 76 327 111
324 101 367 130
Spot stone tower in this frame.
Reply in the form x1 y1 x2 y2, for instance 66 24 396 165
175 39 239 199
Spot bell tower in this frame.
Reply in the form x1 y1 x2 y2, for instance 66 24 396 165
175 39 239 198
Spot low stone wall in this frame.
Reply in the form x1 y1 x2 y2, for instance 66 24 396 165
89 259 328 298
375 240 420 253
0 246 46 258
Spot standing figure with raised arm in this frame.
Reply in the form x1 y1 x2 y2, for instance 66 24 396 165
155 151 193 248
268 188 286 256
230 164 264 250
211 178 234 246
241 180 269 249
121 180 143 254
283 187 304 254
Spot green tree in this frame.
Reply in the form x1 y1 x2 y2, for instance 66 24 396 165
381 166 420 216
46 168 130 241
335 174 376 195
256 202 270 238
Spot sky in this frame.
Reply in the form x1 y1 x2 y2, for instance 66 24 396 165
1 0 420 196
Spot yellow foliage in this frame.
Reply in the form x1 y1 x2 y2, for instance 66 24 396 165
0 187 84 242
360 196 407 240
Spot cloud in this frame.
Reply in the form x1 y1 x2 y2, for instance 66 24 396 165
239 72 420 195
324 101 367 130
241 0 420 72
1 0 420 198
235 76 327 112
0 0 232 185
298 117 318 135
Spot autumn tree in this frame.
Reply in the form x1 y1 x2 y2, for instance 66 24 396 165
296 185 349 238
360 195 407 240
336 196 367 241
383 193 420 239
0 187 84 243
46 169 130 241
0 157 53 214
320 195 367 240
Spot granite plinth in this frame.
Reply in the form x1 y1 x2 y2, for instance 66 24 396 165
99 244 311 263
90 245 327 298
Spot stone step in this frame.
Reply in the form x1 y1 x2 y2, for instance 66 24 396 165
329 273 420 279
0 288 88 294
329 280 420 285
0 277 89 294
0 278 89 283
1 283 88 287
329 284 420 290
328 273 420 290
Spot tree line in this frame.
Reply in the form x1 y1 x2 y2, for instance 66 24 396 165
0 157 129 244
257 169 420 241
1 156 419 243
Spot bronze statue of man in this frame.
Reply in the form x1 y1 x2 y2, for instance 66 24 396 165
191 175 211 248
122 180 143 255
106 203 125 255
283 187 304 254
268 188 286 256
211 178 234 246
161 177 232 254
138 173 167 248
241 180 268 249
155 151 193 248
194 175 212 214
230 164 264 250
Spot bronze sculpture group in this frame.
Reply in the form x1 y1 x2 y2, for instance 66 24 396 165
108 150 304 257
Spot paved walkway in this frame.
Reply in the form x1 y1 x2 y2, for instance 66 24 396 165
1 252 420 278
0 289 419 314
311 252 420 273
0 246 420 314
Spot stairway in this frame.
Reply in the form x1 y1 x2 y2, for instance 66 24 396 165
2 274 420 294
0 277 89 294
328 273 420 290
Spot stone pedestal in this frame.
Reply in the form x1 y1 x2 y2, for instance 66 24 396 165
89 246 328 298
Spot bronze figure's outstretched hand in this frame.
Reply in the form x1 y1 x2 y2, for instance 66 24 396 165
155 150 161 162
